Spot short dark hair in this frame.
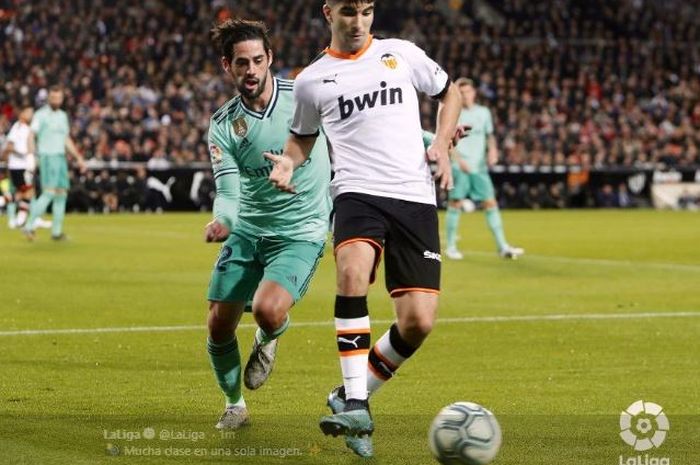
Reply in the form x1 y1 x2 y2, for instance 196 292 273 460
210 19 272 62
48 85 63 93
326 0 375 6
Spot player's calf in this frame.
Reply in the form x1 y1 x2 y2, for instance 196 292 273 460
244 283 293 390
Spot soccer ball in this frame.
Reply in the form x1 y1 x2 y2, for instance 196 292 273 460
428 402 502 465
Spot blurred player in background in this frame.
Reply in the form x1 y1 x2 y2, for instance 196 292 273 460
204 19 331 430
266 0 461 457
443 77 523 260
23 86 86 240
2 107 35 229
0 173 11 220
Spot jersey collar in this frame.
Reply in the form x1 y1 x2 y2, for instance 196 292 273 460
240 76 279 120
325 35 373 60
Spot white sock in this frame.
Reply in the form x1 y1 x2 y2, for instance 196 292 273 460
367 323 417 395
226 397 246 409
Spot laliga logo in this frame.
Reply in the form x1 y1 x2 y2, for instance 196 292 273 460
619 400 669 451
618 400 671 465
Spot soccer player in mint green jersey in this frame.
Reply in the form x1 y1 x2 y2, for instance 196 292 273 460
204 19 331 430
23 86 86 241
442 77 523 260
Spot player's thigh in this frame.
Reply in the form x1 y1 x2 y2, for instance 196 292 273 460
207 232 263 304
384 200 441 297
335 241 376 296
468 172 496 202
333 193 388 286
9 170 25 192
448 164 470 201
258 238 325 304
56 158 69 190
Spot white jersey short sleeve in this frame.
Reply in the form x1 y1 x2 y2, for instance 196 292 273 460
290 37 450 205
290 77 322 137
401 41 450 98
6 122 31 170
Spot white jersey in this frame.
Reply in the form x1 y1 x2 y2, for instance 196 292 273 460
6 121 31 170
291 36 449 205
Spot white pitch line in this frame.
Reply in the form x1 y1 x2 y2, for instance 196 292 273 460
0 311 698 337
463 250 700 272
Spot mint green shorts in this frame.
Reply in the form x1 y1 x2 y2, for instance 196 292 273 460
207 231 325 304
448 163 495 202
39 154 69 190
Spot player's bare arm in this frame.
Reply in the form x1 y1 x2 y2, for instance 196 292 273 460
27 130 35 154
487 134 498 166
427 81 461 190
454 124 472 144
65 136 87 173
264 134 317 193
1 141 13 162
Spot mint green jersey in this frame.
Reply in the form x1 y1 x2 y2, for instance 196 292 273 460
208 77 331 242
455 105 493 173
30 105 70 155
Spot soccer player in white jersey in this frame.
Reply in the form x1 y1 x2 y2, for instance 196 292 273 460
2 107 35 228
266 0 461 457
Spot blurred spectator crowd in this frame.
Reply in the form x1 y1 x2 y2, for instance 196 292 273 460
1 0 699 209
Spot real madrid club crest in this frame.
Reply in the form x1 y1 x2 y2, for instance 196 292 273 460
209 144 223 165
381 53 398 70
232 117 248 137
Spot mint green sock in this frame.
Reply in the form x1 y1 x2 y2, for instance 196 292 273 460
255 315 290 345
26 192 54 230
446 207 461 249
485 207 508 251
207 337 243 405
7 202 17 223
51 194 67 237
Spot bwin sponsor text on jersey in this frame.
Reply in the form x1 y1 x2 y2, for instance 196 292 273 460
338 81 403 120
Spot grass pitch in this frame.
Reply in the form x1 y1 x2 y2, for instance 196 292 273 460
0 210 698 465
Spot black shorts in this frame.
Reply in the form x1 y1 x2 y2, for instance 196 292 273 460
9 169 33 192
333 192 441 296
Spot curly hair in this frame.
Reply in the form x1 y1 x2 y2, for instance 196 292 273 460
210 19 271 62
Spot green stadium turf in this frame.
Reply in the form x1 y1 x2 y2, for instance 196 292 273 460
0 210 698 465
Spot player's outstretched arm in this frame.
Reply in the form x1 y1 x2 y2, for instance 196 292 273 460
206 164 240 243
264 134 317 193
427 82 461 190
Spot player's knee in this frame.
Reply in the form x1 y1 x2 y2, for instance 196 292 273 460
252 298 288 334
336 262 370 295
483 198 497 209
399 313 435 342
207 302 236 340
448 200 462 209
